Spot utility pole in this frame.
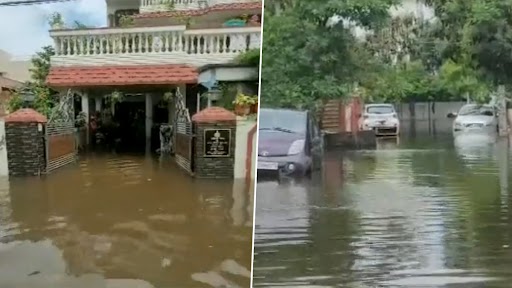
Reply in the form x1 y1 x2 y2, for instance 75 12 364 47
498 85 508 136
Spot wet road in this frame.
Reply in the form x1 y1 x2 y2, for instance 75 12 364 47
0 153 253 288
253 121 512 287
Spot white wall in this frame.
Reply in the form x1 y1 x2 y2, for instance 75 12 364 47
234 116 257 180
0 119 8 176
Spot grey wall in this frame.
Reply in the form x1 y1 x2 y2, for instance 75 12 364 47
395 102 466 121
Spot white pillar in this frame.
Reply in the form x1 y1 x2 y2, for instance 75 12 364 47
81 93 90 145
95 97 102 112
145 93 153 143
231 180 246 226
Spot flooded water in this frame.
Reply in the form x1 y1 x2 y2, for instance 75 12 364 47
253 121 512 287
0 153 253 288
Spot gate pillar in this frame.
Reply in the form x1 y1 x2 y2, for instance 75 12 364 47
192 107 236 179
4 109 47 176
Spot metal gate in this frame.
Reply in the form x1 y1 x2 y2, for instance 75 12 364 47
45 89 78 173
173 88 195 174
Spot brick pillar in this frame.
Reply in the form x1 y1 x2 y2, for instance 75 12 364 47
4 109 47 176
192 107 236 179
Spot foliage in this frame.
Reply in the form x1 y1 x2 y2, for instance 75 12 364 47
262 0 512 108
7 46 58 117
119 15 134 27
161 0 175 10
75 111 87 128
233 93 258 106
260 0 399 109
73 21 90 29
48 12 64 28
235 48 260 66
163 91 174 102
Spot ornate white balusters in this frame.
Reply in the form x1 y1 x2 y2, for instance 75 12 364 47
207 35 213 53
84 36 89 55
153 33 162 52
66 37 71 55
54 37 61 55
130 33 135 53
144 34 149 52
184 34 189 54
177 31 183 52
164 32 170 52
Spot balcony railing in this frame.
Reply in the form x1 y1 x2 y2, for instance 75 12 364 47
140 0 259 12
50 26 260 66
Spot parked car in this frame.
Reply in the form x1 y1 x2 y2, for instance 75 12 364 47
257 108 323 180
360 104 400 137
448 104 498 134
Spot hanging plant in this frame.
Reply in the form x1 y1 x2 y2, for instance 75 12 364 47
49 12 64 29
106 90 124 115
163 91 174 102
233 93 257 116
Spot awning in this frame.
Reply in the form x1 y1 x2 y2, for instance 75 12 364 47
46 64 198 87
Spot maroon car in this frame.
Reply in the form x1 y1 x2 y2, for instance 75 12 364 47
257 108 323 180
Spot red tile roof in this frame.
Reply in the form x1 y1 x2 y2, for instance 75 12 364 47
5 108 47 123
134 2 262 18
46 65 198 87
192 107 236 122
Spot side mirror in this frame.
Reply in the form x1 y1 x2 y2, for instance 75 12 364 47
447 112 457 119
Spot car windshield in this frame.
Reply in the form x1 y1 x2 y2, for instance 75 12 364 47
458 105 494 116
259 109 307 134
367 105 395 114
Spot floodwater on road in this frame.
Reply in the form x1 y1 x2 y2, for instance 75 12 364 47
0 153 253 288
253 120 512 288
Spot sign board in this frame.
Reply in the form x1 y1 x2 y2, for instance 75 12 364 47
203 129 231 157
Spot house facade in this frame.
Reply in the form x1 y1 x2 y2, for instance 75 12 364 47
45 0 261 148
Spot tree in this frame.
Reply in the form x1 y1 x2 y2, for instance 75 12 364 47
260 0 399 109
8 46 58 116
424 0 512 86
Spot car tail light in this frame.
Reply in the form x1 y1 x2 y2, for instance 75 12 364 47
363 114 369 119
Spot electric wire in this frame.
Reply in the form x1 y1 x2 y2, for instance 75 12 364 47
0 0 74 6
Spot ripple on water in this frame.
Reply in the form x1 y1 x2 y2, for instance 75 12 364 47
254 134 512 287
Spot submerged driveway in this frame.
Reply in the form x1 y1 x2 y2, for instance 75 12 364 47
0 153 253 288
253 123 512 287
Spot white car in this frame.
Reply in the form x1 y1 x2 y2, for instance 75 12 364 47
449 104 498 134
360 104 400 136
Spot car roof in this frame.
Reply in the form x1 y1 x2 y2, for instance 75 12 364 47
462 103 493 107
365 103 394 107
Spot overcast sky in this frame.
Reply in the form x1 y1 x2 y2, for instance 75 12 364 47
0 0 106 58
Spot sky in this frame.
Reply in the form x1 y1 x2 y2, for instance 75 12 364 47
0 0 106 58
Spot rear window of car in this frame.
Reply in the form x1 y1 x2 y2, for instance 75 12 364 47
367 106 395 114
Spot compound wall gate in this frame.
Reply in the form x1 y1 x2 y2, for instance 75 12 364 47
173 88 195 174
45 90 78 173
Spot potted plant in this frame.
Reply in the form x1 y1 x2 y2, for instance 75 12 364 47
49 12 64 30
233 93 257 116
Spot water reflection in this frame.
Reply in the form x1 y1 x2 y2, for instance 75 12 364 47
0 153 253 288
254 124 512 287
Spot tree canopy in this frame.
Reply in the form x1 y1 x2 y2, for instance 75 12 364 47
261 0 512 109
8 45 58 117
